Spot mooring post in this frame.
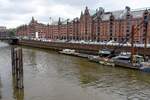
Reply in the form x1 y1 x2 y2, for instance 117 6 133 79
11 47 24 89
11 47 15 75
12 70 24 100
18 48 23 89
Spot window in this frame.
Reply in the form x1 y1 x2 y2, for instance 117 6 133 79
126 30 129 32
110 30 113 33
127 22 130 25
126 33 130 37
144 16 147 20
110 26 113 29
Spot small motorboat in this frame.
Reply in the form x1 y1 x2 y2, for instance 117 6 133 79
88 49 115 66
88 55 101 63
113 54 148 70
59 49 79 55
98 49 111 57
77 53 91 58
113 57 139 69
88 49 110 63
98 49 115 66
99 57 115 66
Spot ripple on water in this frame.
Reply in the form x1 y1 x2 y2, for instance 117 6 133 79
0 46 150 100
78 66 150 99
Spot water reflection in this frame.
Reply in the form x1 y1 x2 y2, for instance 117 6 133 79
0 42 9 48
77 63 150 99
78 64 100 85
36 48 150 99
0 77 2 99
23 49 37 67
0 45 150 100
12 76 24 100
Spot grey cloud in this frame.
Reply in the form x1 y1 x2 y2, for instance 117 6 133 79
50 0 99 8
0 6 35 14
0 0 149 28
0 0 99 28
0 0 36 14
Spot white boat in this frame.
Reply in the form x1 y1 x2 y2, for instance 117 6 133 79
59 49 81 57
98 49 111 57
88 55 100 63
59 49 76 55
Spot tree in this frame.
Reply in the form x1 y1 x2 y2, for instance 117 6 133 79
7 29 16 37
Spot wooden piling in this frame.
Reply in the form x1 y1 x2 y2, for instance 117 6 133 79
11 47 24 89
12 72 24 100
11 47 15 75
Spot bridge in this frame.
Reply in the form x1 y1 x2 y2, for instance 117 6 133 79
0 37 19 44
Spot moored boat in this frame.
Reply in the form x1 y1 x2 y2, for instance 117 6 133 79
113 54 150 72
98 49 115 66
88 55 101 63
99 57 115 66
59 49 79 56
88 49 115 66
77 53 91 58
98 49 112 57
114 54 138 69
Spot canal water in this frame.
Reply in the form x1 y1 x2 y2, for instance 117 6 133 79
0 42 150 100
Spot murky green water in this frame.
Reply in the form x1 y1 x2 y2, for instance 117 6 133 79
0 42 150 100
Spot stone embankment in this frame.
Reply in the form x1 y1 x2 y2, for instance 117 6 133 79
18 40 150 56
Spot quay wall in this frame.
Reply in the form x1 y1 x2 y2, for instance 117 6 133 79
18 40 150 56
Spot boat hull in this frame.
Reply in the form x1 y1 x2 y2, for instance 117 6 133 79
59 51 79 56
114 60 139 69
141 68 150 72
99 59 114 66
88 55 115 66
88 56 101 63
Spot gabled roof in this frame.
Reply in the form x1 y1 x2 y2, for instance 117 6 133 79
131 10 145 18
101 13 111 21
112 10 124 19
93 7 150 21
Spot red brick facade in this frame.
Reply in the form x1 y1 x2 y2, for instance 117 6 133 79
16 6 150 43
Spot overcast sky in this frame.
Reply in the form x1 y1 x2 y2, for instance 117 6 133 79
1 0 150 28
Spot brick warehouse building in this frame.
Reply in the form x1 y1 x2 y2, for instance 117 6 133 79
16 6 150 43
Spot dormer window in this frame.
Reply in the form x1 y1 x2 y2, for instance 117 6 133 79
144 16 148 20
125 6 130 12
110 14 114 21
143 10 149 24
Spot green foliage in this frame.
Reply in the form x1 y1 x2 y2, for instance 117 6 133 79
7 29 16 37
